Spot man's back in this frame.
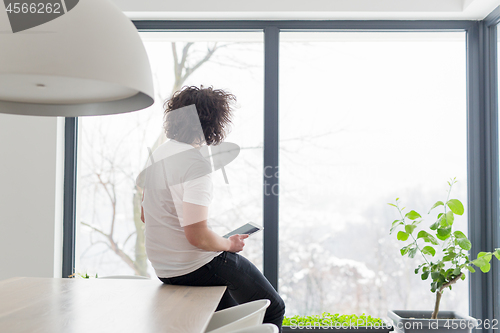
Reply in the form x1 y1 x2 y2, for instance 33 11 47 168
141 139 220 278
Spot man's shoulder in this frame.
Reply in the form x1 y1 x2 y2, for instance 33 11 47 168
157 146 211 185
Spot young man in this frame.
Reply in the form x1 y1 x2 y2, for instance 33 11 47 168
140 86 285 330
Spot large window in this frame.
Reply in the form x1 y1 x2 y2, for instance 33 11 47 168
66 19 500 326
76 32 264 277
278 32 467 316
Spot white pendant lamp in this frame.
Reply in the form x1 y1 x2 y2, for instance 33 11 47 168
0 0 154 117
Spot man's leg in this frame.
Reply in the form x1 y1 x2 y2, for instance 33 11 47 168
213 251 286 330
158 252 285 330
216 289 239 311
158 253 239 311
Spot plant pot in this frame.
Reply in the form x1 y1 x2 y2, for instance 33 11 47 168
282 321 394 332
388 310 478 333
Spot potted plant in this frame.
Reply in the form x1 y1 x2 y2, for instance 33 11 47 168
282 312 393 332
387 178 500 332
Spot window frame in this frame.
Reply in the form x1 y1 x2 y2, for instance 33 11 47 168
476 6 500 329
63 16 500 327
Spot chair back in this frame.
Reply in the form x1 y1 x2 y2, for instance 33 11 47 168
206 299 270 333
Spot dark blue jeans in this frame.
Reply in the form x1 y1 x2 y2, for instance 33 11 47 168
158 251 285 331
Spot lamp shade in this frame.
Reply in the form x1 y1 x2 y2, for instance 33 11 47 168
0 0 154 117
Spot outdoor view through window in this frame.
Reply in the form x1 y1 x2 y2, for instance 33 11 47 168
279 32 467 317
76 31 468 318
77 31 264 276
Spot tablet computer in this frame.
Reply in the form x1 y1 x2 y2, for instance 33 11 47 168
222 222 263 238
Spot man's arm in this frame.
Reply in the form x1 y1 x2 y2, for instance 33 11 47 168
183 201 248 252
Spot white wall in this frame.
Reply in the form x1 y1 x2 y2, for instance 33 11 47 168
0 114 63 280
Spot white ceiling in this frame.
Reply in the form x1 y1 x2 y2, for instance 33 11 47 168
111 0 500 20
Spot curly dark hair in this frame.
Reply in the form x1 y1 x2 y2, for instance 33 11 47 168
163 86 236 146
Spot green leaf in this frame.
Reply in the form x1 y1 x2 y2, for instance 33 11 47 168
400 245 410 256
461 274 466 280
439 215 447 227
472 257 489 268
417 231 439 245
417 230 430 239
494 249 500 261
405 224 417 235
422 246 436 256
408 247 418 258
436 233 450 241
466 266 476 273
455 238 472 251
437 227 451 236
430 221 440 230
414 264 424 274
390 220 403 234
428 201 444 214
443 253 457 261
445 211 454 226
437 227 452 240
397 231 409 241
431 271 441 280
405 210 421 220
447 199 464 215
453 267 461 275
453 231 467 239
421 271 429 280
388 203 397 208
411 219 422 226
480 263 491 273
439 212 454 227
478 252 492 262
472 258 484 267
391 219 401 226
427 235 439 245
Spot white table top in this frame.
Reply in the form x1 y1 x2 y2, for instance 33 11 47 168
0 277 226 333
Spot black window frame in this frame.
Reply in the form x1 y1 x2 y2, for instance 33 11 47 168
63 15 500 327
475 6 500 328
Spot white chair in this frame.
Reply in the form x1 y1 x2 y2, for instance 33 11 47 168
230 324 279 333
98 275 150 279
205 299 271 333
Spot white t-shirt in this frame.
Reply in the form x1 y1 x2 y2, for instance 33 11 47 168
140 139 222 278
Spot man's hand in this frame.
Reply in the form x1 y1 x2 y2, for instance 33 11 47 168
183 201 250 252
228 234 249 253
